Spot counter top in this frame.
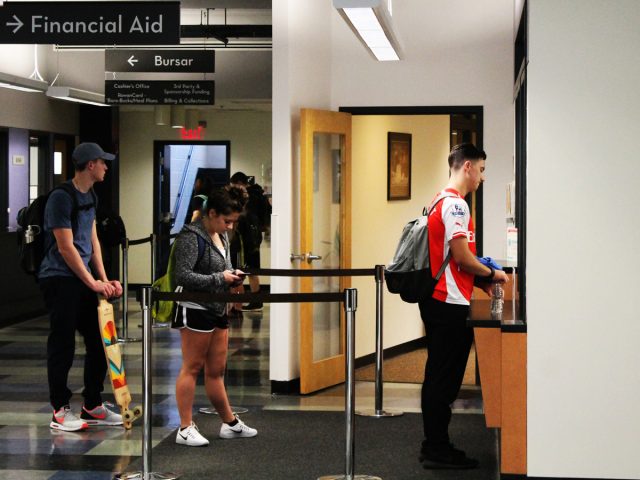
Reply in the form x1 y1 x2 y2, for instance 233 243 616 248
491 259 517 274
467 299 526 333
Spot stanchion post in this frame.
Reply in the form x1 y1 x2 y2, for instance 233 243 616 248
114 287 179 480
150 233 157 284
319 288 381 480
142 286 152 475
119 238 141 343
374 266 383 413
356 265 403 418
150 233 170 330
121 238 129 340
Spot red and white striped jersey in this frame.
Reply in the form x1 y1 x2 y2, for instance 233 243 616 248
428 188 476 305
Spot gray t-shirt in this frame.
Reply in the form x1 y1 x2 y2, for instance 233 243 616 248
38 183 97 279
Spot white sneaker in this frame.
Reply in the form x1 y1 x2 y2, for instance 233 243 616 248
50 406 89 432
176 422 209 447
219 415 258 439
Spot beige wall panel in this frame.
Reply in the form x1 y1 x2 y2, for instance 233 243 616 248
350 114 450 357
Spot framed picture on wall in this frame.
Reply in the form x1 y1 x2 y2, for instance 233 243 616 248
387 132 412 200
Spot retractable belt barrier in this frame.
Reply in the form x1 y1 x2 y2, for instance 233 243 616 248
116 232 396 479
120 233 180 340
118 266 388 480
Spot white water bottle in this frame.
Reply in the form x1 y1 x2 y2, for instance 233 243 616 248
490 283 504 316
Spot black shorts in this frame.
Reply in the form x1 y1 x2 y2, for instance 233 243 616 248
172 306 229 332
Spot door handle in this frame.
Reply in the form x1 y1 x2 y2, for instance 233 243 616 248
290 253 305 262
306 253 322 264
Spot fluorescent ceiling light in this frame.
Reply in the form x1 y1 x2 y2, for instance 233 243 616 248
0 71 48 92
334 0 401 61
46 86 107 107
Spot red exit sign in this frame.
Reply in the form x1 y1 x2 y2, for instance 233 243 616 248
180 126 205 140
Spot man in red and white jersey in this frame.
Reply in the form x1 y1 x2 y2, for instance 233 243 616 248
419 143 508 469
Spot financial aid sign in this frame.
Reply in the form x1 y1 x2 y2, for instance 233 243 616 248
0 1 180 45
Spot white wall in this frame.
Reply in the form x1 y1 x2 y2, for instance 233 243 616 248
0 44 81 133
527 1 640 478
271 0 333 381
329 0 514 355
0 88 78 135
351 115 450 357
119 109 272 284
271 0 514 379
331 0 514 261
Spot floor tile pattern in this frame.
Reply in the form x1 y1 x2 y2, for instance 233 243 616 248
0 301 482 479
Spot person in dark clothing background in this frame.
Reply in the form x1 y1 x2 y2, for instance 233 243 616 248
227 172 270 312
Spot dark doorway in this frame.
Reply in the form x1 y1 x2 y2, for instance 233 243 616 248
0 130 7 231
153 140 230 278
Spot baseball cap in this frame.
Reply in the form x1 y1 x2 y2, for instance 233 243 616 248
72 142 116 165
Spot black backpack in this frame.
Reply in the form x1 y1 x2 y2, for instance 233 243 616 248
97 209 127 248
16 182 96 277
247 183 271 232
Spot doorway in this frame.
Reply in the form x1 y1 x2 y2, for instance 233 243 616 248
153 140 230 278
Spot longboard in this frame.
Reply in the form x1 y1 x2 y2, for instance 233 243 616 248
97 296 142 429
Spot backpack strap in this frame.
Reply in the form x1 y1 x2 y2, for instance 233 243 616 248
424 193 457 280
434 251 452 281
194 234 208 270
54 182 97 226
423 193 456 217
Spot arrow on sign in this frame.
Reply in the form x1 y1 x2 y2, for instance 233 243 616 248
127 55 138 67
6 15 24 34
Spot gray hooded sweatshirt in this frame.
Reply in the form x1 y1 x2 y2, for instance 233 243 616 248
173 219 232 317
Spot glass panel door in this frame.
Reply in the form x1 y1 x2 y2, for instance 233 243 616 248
299 109 351 394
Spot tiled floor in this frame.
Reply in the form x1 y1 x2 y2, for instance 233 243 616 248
0 301 482 479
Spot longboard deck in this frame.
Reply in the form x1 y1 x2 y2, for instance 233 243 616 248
97 297 142 429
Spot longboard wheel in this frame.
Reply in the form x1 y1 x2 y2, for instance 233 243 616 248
133 406 143 417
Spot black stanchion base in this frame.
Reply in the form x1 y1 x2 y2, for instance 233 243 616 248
318 475 382 479
198 406 249 415
113 472 180 479
355 408 404 418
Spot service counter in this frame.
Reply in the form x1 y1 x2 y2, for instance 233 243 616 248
469 296 527 477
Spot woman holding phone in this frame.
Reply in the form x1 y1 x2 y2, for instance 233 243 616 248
171 187 258 447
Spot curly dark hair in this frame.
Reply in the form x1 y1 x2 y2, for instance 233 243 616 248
205 186 247 216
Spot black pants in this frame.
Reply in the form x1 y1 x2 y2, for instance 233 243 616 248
40 276 106 410
419 297 473 447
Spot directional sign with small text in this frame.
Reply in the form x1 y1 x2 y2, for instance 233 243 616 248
0 1 180 45
105 80 215 105
105 49 215 73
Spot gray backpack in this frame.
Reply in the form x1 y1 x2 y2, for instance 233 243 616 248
384 195 452 303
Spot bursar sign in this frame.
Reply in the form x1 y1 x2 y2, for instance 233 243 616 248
0 1 180 45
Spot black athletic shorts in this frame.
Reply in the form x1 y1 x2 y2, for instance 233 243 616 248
172 306 229 332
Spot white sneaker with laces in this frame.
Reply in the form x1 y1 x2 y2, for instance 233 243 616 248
176 422 209 447
219 415 258 439
50 406 89 432
81 402 123 426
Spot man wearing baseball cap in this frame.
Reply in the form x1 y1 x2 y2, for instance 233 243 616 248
39 142 124 432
